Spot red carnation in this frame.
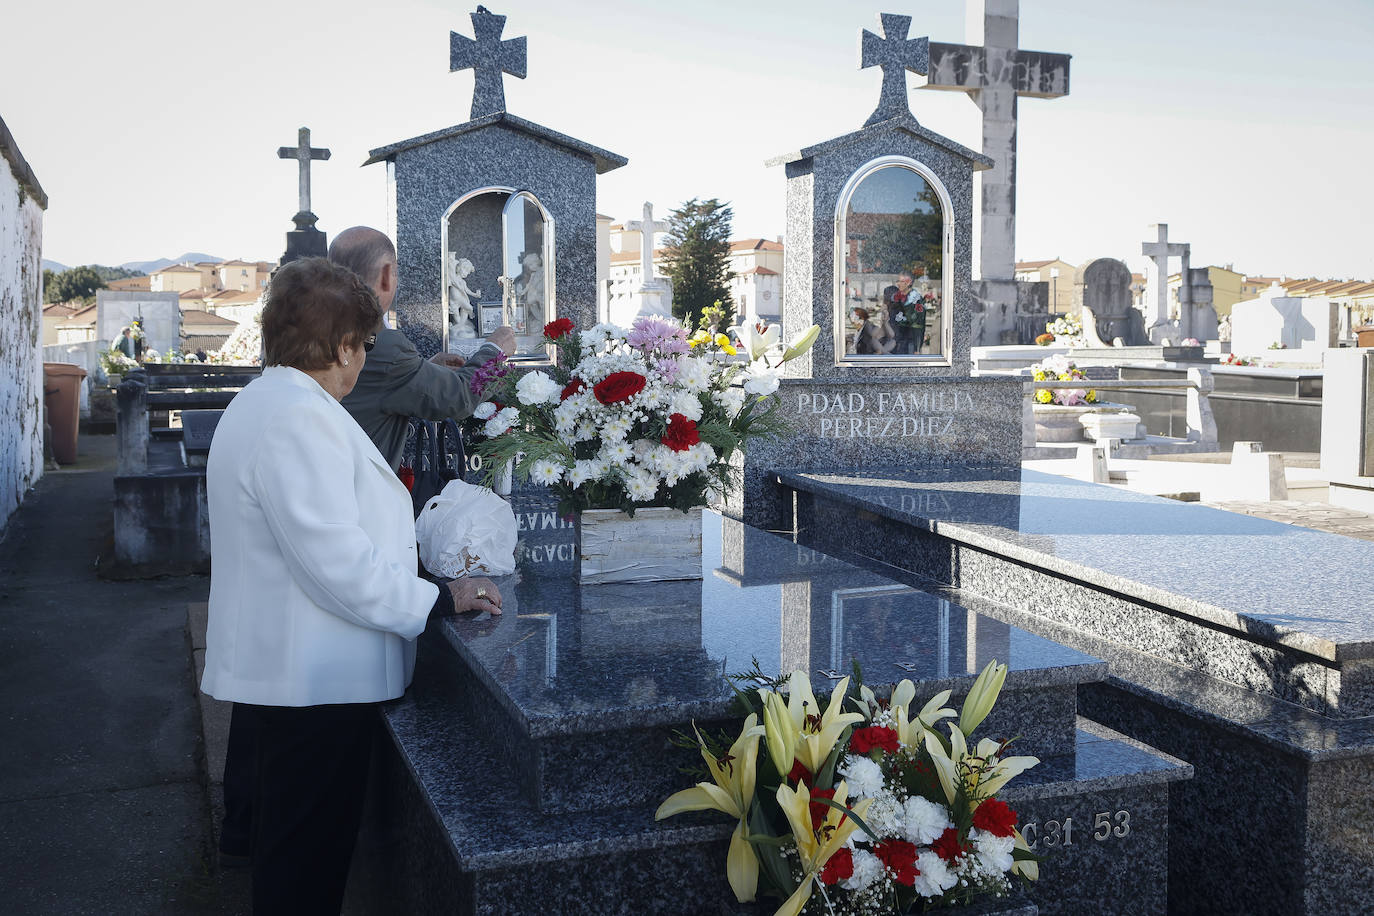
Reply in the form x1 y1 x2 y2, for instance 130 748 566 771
543 317 575 339
874 839 920 886
593 371 646 404
972 798 1018 838
849 725 899 756
661 413 700 452
931 827 969 862
787 760 812 787
808 788 839 831
819 847 853 886
560 378 585 401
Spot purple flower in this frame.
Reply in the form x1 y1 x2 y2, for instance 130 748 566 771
469 352 510 397
627 316 689 356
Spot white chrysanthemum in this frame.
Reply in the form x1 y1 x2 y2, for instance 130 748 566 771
515 370 562 406
669 390 704 422
971 828 1015 874
838 755 885 798
473 401 497 420
574 420 597 443
912 850 958 898
841 848 886 893
677 356 712 391
902 796 952 845
632 439 656 462
625 470 659 502
863 791 904 839
567 459 599 488
715 386 746 416
528 458 565 486
600 441 634 464
483 406 519 437
742 362 782 396
600 415 633 442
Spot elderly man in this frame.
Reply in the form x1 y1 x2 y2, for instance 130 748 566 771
328 225 515 470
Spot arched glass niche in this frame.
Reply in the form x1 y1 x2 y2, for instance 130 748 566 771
442 188 555 361
834 157 952 366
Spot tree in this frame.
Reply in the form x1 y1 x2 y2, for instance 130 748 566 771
43 265 107 304
661 198 734 330
860 187 943 281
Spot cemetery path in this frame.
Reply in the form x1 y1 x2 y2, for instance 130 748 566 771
0 435 246 915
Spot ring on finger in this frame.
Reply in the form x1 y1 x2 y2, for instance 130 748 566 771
476 587 487 598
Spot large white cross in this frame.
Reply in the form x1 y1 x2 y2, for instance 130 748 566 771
625 202 669 284
277 127 330 227
1141 223 1189 333
912 0 1070 282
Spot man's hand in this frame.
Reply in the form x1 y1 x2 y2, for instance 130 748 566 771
429 352 467 369
487 326 516 355
447 576 503 614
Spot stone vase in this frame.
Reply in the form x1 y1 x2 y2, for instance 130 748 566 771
575 506 703 585
1033 401 1131 443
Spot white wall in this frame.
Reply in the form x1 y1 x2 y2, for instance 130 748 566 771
0 135 45 532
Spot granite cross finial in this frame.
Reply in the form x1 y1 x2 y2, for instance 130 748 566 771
860 13 930 127
450 6 527 121
624 202 670 284
277 127 330 231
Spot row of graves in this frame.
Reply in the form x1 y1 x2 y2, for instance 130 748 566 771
309 8 1374 916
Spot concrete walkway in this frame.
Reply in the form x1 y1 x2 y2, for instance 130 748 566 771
0 435 247 915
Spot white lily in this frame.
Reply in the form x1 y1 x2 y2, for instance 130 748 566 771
732 321 782 362
780 324 820 363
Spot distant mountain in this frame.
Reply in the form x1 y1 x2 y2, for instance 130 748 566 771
119 252 222 275
41 259 68 273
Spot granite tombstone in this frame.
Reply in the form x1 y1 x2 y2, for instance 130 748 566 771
1073 257 1146 346
364 6 626 361
730 12 1025 529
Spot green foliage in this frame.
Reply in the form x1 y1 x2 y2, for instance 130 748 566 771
662 198 735 331
43 264 145 304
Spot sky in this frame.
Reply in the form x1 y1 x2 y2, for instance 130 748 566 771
3 0 1371 280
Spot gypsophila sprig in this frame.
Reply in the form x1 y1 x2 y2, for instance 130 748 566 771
656 661 1041 915
470 316 818 517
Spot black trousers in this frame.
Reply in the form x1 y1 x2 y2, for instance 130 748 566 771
227 702 378 916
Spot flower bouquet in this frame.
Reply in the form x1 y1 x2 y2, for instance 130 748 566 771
657 662 1040 915
891 292 939 328
1029 355 1097 406
1043 314 1084 348
469 316 818 518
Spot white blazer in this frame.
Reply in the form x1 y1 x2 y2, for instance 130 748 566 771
200 366 438 707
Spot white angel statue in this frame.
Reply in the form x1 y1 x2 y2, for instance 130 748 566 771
446 253 481 341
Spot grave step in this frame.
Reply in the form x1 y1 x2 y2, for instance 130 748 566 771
351 636 1183 916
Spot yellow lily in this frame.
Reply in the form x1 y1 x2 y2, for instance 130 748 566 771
713 332 738 355
959 660 1008 736
779 671 864 776
924 725 1039 807
774 780 872 916
761 689 799 777
655 715 766 902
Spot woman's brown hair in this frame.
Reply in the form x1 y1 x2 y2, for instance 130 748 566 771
261 257 380 370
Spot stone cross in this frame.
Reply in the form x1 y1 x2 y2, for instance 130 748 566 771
859 14 930 127
1141 223 1189 337
450 6 527 120
277 127 330 230
624 202 669 285
911 0 1070 283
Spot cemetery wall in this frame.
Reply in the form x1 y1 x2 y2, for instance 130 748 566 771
0 118 46 534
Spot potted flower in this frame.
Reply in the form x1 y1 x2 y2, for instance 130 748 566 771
1028 354 1118 442
1043 313 1084 348
98 347 138 387
471 316 818 584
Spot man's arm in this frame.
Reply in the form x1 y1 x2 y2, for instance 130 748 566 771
377 329 514 423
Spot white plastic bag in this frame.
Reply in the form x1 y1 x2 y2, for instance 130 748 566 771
414 479 518 578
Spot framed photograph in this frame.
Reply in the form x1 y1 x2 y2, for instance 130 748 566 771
479 302 504 336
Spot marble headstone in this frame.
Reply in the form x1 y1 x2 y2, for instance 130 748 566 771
1230 286 1338 355
96 290 181 355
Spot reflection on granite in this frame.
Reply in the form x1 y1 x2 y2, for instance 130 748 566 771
437 504 1107 811
780 468 1374 662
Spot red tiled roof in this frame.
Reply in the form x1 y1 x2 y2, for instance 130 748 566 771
745 266 778 276
730 238 783 252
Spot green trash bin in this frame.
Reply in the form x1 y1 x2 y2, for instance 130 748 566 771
43 362 87 465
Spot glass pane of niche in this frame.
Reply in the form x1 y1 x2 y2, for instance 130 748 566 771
839 164 946 362
443 189 553 361
501 192 553 358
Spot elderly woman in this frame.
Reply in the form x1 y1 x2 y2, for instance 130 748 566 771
200 257 501 914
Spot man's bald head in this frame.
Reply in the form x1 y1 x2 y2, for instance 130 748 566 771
328 227 397 308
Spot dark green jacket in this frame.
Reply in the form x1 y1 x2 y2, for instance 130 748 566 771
342 328 500 471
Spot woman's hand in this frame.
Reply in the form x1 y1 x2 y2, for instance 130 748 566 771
447 577 503 614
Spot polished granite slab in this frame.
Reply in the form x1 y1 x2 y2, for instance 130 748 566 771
778 467 1374 663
